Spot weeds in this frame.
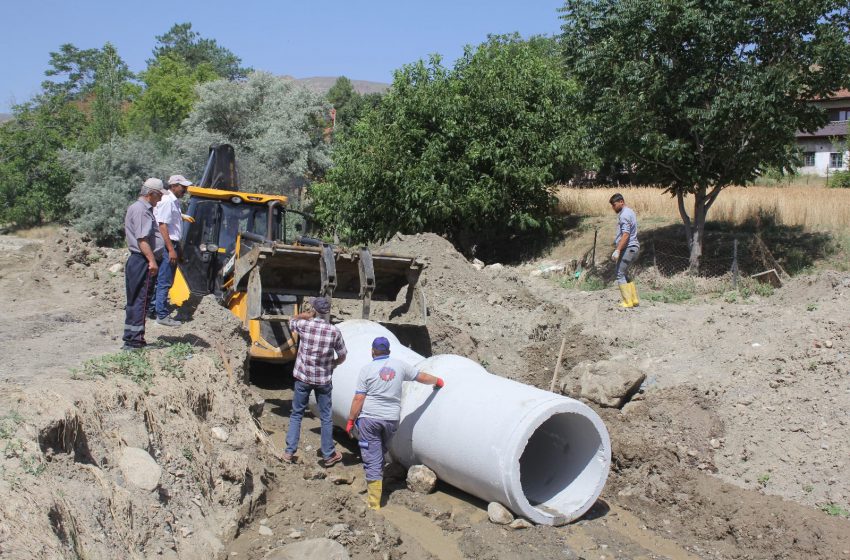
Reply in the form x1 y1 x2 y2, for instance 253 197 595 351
182 446 194 462
0 411 23 439
77 350 153 386
757 473 771 488
558 275 607 291
645 281 695 303
803 484 814 493
159 343 195 379
806 303 818 312
819 503 850 517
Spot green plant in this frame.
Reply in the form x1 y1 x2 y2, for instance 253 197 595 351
819 503 850 517
752 282 774 298
20 454 46 477
312 35 593 254
159 342 195 378
645 284 695 304
724 291 738 303
806 303 818 312
807 361 818 372
757 473 770 487
828 170 850 189
0 411 23 440
182 446 194 462
79 350 153 386
558 275 606 291
803 484 814 493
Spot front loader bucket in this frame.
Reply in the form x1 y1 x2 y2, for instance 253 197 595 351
231 241 426 322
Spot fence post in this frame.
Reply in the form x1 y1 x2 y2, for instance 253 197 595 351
590 228 598 268
732 237 739 290
652 238 657 270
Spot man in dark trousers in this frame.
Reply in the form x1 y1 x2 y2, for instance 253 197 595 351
122 178 165 350
345 337 444 509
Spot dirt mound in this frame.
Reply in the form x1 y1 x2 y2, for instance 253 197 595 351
604 387 850 559
0 297 272 559
335 233 605 387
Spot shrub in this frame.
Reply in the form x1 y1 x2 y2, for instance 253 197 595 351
828 170 850 189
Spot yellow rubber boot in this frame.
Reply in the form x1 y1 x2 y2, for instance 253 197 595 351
367 479 383 510
618 284 634 308
627 282 639 307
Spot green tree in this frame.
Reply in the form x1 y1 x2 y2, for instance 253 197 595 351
172 72 331 196
312 35 592 255
151 23 250 80
64 135 171 244
0 98 85 227
326 77 384 134
41 43 102 101
83 43 135 148
561 0 850 271
128 54 218 135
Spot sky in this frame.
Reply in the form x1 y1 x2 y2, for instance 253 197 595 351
0 0 566 112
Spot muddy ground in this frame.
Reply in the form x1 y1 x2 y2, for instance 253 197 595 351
0 229 848 559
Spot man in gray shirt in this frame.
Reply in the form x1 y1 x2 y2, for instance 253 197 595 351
122 178 165 349
345 337 443 510
610 193 640 308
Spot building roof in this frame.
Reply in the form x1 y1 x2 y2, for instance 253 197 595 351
796 120 848 138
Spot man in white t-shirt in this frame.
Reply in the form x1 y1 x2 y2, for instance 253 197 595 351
345 336 444 509
151 174 191 325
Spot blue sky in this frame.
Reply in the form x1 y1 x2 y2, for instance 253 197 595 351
1 0 565 112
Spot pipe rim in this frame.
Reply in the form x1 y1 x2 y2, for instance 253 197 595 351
506 399 611 525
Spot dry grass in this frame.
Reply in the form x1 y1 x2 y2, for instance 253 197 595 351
556 185 850 232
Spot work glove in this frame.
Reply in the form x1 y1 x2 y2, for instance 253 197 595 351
611 250 620 262
434 378 445 389
345 419 354 435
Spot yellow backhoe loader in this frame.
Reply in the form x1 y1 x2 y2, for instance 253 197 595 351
169 144 426 363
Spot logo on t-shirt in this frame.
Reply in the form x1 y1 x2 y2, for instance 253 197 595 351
379 366 396 382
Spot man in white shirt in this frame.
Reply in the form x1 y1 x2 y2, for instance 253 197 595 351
151 174 191 325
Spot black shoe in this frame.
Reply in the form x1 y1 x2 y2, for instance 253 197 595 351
147 310 157 320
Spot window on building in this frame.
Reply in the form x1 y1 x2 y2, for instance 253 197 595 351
803 152 816 167
829 152 844 168
828 108 850 122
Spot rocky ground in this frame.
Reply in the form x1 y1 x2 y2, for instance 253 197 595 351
0 228 848 559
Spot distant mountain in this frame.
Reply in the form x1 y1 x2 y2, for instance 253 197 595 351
283 76 390 96
0 113 11 124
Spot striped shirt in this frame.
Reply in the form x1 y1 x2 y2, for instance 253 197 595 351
289 317 347 385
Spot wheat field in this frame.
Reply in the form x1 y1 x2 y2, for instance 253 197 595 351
556 185 850 232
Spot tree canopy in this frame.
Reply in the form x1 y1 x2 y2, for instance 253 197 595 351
561 0 850 270
312 34 593 256
151 23 250 81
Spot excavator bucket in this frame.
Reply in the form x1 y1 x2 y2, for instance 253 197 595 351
230 240 426 323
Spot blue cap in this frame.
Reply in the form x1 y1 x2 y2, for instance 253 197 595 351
372 337 390 352
310 296 331 314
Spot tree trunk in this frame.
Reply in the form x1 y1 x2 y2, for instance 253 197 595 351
688 189 707 273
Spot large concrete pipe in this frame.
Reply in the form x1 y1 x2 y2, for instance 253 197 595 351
324 319 611 525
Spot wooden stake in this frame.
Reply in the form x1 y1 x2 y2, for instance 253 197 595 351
549 334 569 393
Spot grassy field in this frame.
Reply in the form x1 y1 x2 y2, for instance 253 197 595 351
556 184 850 233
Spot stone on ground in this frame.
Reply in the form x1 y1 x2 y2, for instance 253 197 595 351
563 357 646 408
407 464 438 494
487 502 514 525
264 538 349 560
119 446 161 491
258 525 274 536
509 518 533 529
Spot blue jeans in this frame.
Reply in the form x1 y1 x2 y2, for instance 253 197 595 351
154 241 179 319
285 380 336 459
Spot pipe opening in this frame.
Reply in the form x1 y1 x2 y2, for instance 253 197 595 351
519 412 605 521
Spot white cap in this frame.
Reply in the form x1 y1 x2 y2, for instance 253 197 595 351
140 178 166 195
167 174 192 187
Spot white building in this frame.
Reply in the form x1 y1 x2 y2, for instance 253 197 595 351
796 89 849 177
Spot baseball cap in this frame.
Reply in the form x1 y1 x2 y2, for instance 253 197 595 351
372 337 390 352
310 296 331 314
140 178 166 196
168 174 192 187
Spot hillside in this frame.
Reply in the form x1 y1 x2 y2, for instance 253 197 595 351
0 113 12 124
285 75 390 95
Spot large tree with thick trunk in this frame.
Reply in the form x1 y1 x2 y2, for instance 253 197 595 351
561 0 850 271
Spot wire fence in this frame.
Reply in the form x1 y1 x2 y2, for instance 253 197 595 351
584 229 788 285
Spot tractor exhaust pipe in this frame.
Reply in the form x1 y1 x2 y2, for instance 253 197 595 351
326 320 611 525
